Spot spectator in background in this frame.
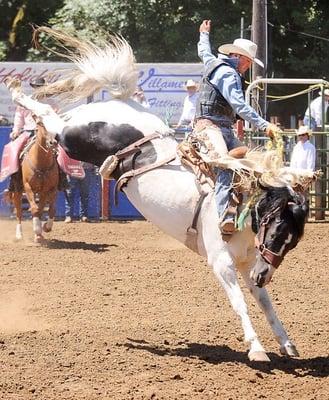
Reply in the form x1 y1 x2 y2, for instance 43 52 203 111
9 77 48 140
177 79 199 128
4 77 67 198
132 86 150 108
64 162 96 223
303 89 329 130
290 125 316 171
0 115 10 126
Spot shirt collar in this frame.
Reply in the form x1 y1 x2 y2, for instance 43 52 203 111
217 53 239 70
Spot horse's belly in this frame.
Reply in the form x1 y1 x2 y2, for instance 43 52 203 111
124 169 202 244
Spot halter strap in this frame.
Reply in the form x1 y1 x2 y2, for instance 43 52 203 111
255 206 284 269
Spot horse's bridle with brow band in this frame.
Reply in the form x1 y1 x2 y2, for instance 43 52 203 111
254 206 284 269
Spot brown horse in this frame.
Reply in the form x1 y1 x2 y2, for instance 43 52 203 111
8 123 59 243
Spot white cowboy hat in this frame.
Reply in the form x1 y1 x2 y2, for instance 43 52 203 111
218 38 264 68
296 125 312 136
185 79 198 88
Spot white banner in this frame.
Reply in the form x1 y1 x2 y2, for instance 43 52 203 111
0 62 203 125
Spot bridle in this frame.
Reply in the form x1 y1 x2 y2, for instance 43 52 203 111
254 205 284 269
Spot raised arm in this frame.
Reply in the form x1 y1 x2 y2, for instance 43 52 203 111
197 20 216 67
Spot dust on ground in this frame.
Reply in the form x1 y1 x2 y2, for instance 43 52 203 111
0 219 328 399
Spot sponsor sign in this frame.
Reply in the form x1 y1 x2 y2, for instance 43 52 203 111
0 62 203 125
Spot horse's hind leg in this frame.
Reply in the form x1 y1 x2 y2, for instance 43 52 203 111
239 268 299 357
5 77 64 137
211 254 270 362
11 192 23 240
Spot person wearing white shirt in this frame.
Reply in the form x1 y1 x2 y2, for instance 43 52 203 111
290 126 316 171
177 79 199 127
303 89 329 130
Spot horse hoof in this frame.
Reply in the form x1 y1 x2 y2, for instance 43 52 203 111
43 224 52 233
280 343 299 357
34 235 44 244
248 351 271 363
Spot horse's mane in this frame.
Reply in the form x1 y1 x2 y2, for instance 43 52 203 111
216 148 318 192
32 26 138 103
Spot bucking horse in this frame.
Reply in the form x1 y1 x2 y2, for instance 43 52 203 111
3 26 318 362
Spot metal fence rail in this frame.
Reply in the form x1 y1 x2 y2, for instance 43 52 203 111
244 129 329 220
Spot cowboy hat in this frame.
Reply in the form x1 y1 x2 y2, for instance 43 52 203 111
30 77 46 88
185 79 198 88
296 125 311 136
218 38 264 68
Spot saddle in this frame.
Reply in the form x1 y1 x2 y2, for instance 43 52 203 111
177 121 249 241
176 138 216 189
0 131 30 182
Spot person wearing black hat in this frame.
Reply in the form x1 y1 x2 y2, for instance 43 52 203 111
4 77 68 198
9 77 47 140
30 77 46 88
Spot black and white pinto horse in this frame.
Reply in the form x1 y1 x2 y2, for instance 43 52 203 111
5 27 312 362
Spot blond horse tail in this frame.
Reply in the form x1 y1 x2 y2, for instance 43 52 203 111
33 26 138 103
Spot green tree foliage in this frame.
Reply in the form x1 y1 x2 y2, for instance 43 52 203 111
31 0 250 62
0 0 64 61
1 0 329 123
268 0 329 79
3 0 329 76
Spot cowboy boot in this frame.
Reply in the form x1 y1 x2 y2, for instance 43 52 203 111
219 191 241 242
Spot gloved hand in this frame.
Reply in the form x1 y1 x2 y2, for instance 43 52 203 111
9 131 19 141
265 123 282 139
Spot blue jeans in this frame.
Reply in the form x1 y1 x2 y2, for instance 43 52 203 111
65 169 93 218
214 126 240 220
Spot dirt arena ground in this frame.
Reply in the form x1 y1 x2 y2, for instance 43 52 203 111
0 219 328 399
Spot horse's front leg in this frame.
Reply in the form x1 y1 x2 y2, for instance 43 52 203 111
11 192 23 240
42 189 57 233
239 268 299 358
211 253 270 362
24 185 43 243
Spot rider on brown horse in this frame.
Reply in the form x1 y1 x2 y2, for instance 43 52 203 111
4 77 67 202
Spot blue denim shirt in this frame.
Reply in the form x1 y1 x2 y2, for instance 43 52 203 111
198 32 268 131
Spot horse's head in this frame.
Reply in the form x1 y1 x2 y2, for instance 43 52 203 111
36 123 58 152
250 186 308 287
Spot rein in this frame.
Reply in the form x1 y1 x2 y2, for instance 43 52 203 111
23 138 57 179
37 140 51 153
254 205 283 269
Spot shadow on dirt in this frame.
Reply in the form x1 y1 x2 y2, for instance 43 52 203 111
122 339 329 378
45 238 116 252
